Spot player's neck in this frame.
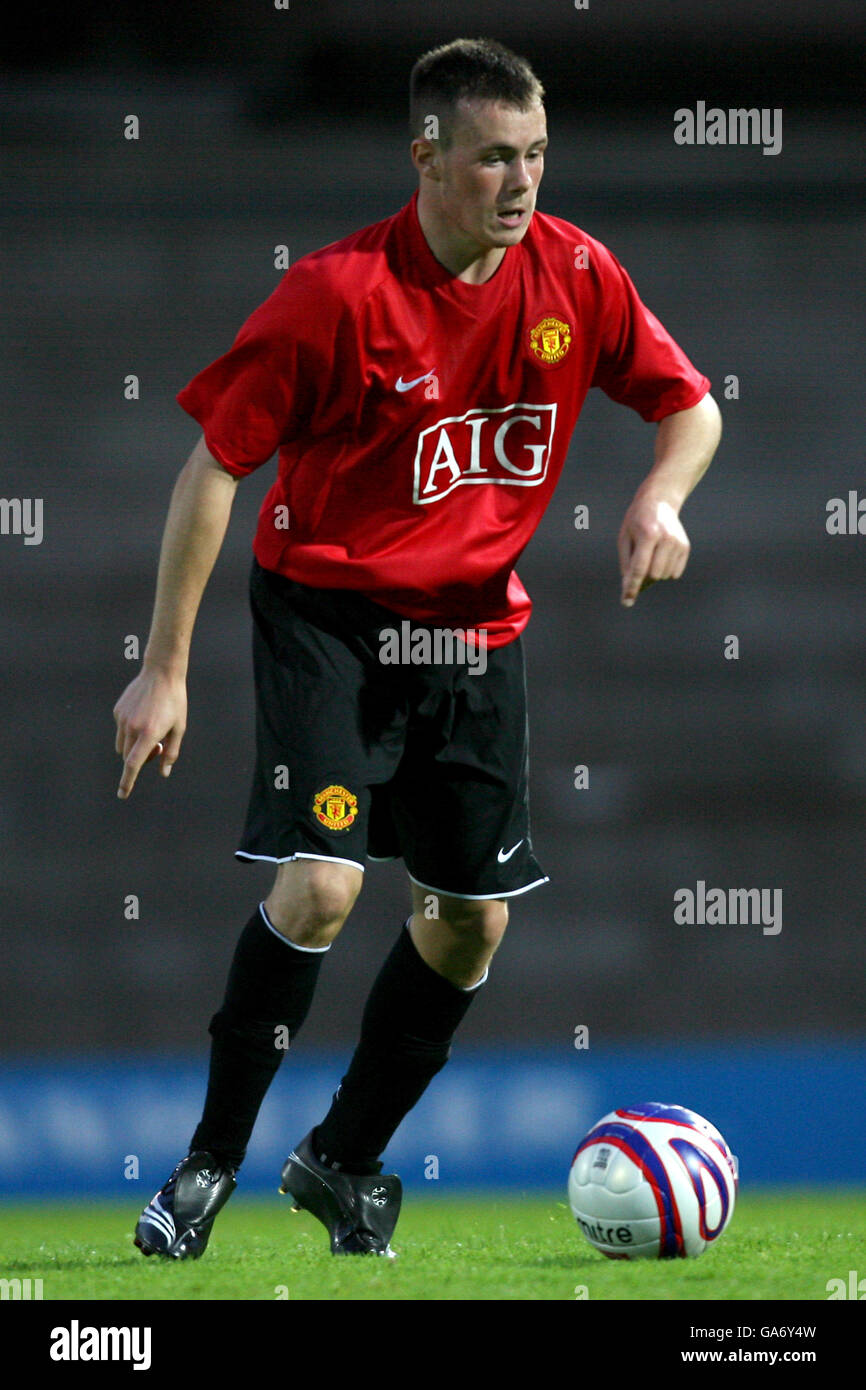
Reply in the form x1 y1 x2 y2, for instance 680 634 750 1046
416 197 507 285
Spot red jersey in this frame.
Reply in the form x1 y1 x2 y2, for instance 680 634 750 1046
177 193 709 646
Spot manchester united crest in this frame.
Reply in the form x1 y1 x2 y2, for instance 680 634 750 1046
312 783 358 832
529 314 572 367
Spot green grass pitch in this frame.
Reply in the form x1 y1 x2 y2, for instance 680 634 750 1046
1 1189 862 1301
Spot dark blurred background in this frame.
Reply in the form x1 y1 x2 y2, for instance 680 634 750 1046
1 1 864 1187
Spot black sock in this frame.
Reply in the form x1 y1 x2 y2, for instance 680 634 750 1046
189 903 327 1171
313 920 487 1173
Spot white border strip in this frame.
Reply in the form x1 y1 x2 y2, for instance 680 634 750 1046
236 849 366 872
462 965 489 992
399 917 489 991
258 901 331 952
236 852 548 900
407 871 550 901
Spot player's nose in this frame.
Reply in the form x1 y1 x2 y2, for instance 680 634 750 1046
506 159 532 193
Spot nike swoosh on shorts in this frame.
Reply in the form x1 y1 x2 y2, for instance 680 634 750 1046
497 840 524 863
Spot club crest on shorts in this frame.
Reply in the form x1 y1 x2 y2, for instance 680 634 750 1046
528 314 572 367
311 783 358 832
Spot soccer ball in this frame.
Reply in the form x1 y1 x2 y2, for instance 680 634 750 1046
568 1101 738 1259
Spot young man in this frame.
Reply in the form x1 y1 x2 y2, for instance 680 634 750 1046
114 38 721 1259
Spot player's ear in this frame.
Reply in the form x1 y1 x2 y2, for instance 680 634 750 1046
411 137 441 181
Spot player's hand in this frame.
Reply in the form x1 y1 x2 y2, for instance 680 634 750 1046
113 667 188 799
617 495 691 608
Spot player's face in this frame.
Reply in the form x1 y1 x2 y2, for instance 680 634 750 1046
435 99 548 250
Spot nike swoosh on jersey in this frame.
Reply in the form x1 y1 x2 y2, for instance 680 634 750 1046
497 840 524 863
395 370 436 392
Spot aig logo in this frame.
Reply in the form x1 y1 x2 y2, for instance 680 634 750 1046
412 402 557 504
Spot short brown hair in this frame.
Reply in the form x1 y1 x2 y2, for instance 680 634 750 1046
410 37 544 149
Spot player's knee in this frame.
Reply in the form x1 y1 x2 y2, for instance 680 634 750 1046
265 860 362 947
438 898 508 949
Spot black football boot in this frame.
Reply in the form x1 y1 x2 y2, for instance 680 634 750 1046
134 1151 236 1260
279 1130 402 1256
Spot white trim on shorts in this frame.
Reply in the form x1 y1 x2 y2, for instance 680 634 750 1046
406 869 550 901
235 851 548 899
235 849 366 872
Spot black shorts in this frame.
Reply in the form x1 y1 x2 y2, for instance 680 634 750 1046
236 559 548 900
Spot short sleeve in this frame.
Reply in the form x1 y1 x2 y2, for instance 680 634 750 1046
590 243 710 423
176 273 328 477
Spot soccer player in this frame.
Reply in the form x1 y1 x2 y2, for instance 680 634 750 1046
114 38 721 1259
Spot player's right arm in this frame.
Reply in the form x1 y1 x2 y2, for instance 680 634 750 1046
113 434 240 799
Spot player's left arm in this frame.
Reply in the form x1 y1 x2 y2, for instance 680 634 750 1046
618 392 721 608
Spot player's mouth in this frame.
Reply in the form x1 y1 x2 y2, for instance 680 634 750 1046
495 206 527 228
